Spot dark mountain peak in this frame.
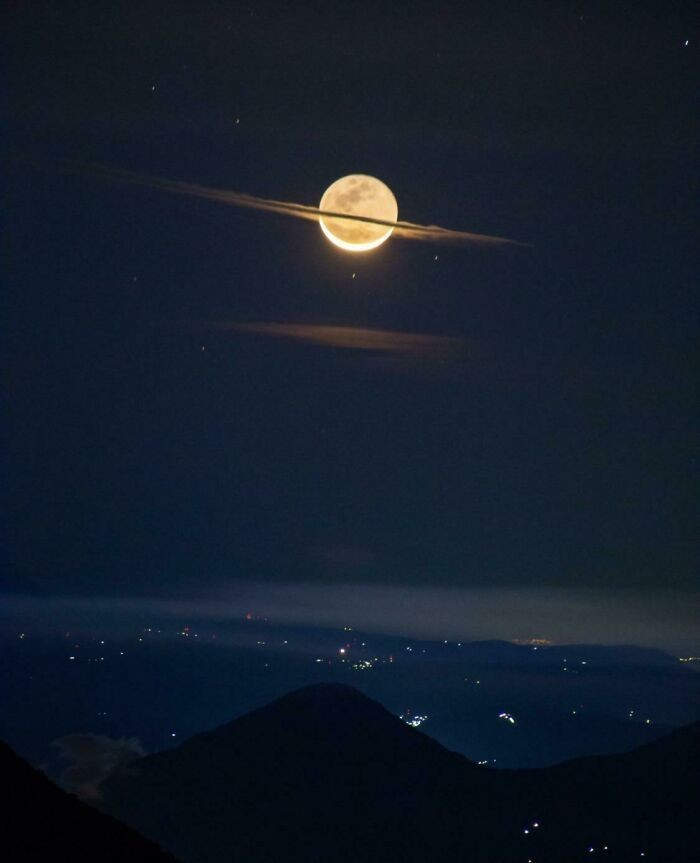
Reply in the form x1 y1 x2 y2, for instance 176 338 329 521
100 683 475 862
249 681 398 723
273 680 380 704
162 681 455 765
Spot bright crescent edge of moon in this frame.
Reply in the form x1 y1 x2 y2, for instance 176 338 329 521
319 175 398 252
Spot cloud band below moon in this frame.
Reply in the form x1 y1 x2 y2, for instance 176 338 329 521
209 321 466 357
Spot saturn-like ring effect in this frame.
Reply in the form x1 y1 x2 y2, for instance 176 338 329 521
36 159 527 251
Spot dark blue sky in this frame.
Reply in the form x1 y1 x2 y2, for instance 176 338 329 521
4 2 698 605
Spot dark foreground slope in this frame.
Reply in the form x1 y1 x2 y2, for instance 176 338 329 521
0 741 178 863
508 720 700 862
100 683 700 863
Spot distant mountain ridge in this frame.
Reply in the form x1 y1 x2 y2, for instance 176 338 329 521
5 628 694 770
98 682 700 863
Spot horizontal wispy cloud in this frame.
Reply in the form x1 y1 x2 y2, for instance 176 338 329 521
208 321 467 358
2 585 699 653
31 158 527 248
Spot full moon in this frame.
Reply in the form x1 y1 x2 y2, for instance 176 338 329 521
319 175 398 252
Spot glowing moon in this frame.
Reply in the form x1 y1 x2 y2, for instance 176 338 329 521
319 175 398 252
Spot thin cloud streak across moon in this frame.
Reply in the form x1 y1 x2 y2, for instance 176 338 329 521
207 321 466 358
45 159 528 248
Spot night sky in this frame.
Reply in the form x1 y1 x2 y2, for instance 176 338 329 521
4 2 699 648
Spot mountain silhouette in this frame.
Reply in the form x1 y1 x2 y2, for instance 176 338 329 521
0 740 178 863
98 683 698 862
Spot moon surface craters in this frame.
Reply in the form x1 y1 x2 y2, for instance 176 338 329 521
319 175 398 251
